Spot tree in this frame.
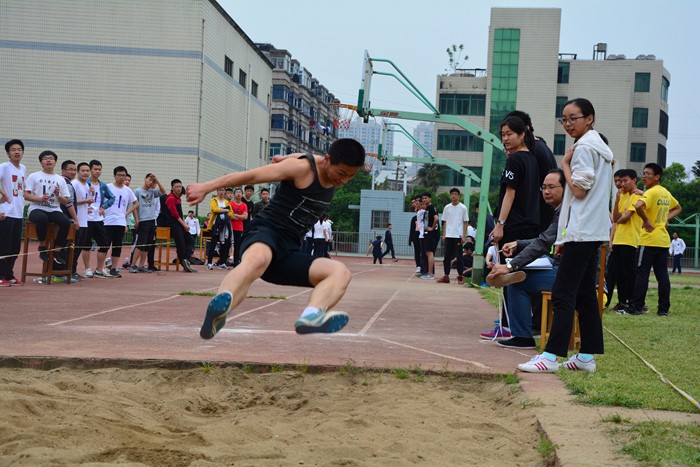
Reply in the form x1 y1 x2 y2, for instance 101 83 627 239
415 164 443 192
445 44 468 73
691 160 700 179
661 162 687 185
326 170 372 232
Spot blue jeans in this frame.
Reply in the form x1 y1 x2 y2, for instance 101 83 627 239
506 267 558 338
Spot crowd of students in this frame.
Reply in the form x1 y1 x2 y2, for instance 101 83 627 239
0 139 273 285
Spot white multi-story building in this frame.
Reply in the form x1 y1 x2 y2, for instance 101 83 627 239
435 7 671 188
0 0 272 216
409 122 435 177
257 43 338 159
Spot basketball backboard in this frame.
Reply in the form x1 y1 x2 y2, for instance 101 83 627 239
357 50 373 119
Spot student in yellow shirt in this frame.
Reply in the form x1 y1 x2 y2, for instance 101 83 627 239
610 169 643 311
625 163 682 316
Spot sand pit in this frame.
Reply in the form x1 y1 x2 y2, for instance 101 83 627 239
0 366 544 465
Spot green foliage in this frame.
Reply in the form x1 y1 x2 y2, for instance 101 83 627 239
616 421 700 465
691 160 700 179
661 162 688 184
326 170 372 232
415 164 443 192
537 435 557 458
445 44 468 73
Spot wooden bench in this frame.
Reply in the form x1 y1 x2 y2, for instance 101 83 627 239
21 222 76 285
539 244 607 351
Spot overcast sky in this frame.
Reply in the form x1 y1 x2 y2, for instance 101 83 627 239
219 0 699 171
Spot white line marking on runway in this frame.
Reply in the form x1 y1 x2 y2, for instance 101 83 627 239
376 337 491 369
358 274 413 336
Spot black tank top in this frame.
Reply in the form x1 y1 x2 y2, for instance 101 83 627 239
252 153 334 240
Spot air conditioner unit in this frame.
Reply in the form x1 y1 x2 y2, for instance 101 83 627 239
636 54 647 60
646 54 656 60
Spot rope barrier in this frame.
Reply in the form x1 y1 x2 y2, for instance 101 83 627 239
0 240 169 261
604 325 700 411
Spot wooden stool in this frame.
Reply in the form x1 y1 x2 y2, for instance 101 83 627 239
539 244 607 351
154 226 179 272
199 229 211 261
21 222 76 285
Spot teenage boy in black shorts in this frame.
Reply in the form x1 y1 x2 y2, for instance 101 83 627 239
186 138 366 339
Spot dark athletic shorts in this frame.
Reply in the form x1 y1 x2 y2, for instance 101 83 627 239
424 231 440 252
86 220 109 247
240 223 315 287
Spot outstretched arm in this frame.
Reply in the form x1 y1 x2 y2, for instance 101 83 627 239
186 155 310 205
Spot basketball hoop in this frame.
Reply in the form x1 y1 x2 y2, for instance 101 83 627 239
330 103 357 131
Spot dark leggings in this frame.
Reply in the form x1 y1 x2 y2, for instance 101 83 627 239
28 210 71 250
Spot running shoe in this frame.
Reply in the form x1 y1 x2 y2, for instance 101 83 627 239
137 266 152 273
9 278 24 286
294 309 349 334
517 354 560 373
436 275 450 283
498 337 536 349
84 268 94 278
105 258 112 267
109 268 122 278
480 325 511 340
415 267 421 274
561 354 596 373
420 274 435 280
38 246 48 261
93 269 113 279
457 276 464 285
129 265 139 273
181 259 195 273
0 279 11 287
200 291 234 339
206 263 213 270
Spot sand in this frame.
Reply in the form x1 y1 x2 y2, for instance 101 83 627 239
0 366 544 466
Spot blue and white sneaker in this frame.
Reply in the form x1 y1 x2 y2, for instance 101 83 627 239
200 292 234 339
294 309 349 335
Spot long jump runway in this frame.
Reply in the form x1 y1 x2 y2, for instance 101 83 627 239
0 256 534 374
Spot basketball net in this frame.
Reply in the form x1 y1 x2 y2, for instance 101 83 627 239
330 103 356 131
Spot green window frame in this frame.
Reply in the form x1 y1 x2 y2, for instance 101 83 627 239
553 134 566 156
438 94 486 116
630 143 646 163
661 76 670 102
555 96 568 118
632 108 649 128
557 62 570 84
635 73 651 92
437 130 485 152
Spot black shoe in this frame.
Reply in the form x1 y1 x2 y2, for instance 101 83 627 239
657 311 669 317
148 266 160 272
497 337 537 349
181 259 195 273
618 305 643 316
53 256 66 266
110 268 122 278
38 246 48 261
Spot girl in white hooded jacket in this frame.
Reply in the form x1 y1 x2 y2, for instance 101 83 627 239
519 98 613 374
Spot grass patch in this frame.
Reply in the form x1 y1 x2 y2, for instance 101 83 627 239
201 362 214 374
537 434 557 459
610 420 700 466
296 361 309 375
179 291 286 299
559 287 700 413
180 291 215 297
242 364 254 374
269 363 284 373
338 359 363 377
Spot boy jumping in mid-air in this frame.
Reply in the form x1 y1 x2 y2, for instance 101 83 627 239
186 138 366 338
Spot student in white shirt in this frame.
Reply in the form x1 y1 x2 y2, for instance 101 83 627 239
24 151 71 265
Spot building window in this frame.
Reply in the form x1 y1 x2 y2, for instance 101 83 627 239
272 84 287 100
271 114 287 130
553 134 566 156
659 110 669 138
437 130 485 152
269 143 283 159
632 108 649 128
661 76 670 102
238 69 247 89
251 80 258 98
438 94 486 116
634 72 650 92
557 62 570 84
630 143 646 163
657 144 667 167
371 210 390 229
555 96 568 117
224 56 233 77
